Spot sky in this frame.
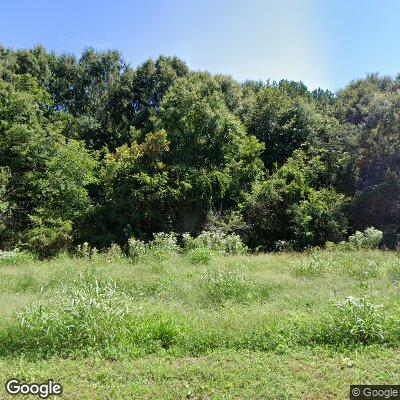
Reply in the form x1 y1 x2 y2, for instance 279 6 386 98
1 0 400 91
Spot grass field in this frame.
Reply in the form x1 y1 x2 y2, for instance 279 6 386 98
1 249 400 399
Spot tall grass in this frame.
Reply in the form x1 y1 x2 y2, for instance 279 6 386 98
0 250 400 360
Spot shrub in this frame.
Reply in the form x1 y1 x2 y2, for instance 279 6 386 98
181 233 196 250
151 232 179 252
128 233 180 262
183 230 247 255
24 217 72 259
348 227 383 249
325 241 338 251
291 188 349 249
274 240 294 252
76 242 97 260
187 247 212 265
127 237 147 261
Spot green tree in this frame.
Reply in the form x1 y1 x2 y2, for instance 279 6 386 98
242 150 348 249
159 73 264 232
0 74 97 249
245 86 314 169
85 130 184 246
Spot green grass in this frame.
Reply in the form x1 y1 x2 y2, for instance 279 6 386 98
0 250 400 398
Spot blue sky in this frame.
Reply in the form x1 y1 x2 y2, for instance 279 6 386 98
1 0 400 90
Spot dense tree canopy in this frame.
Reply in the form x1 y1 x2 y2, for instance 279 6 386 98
1 45 399 254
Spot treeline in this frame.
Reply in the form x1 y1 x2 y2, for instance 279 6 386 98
0 45 399 256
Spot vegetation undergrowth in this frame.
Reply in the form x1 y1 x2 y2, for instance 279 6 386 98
0 249 399 360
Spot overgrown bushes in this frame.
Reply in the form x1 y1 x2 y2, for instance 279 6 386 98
182 230 247 255
325 227 384 251
24 217 73 259
348 227 383 249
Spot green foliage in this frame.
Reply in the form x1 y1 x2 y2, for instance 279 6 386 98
183 230 247 255
2 251 400 362
147 232 180 261
76 242 94 260
292 253 328 277
201 269 267 305
158 73 264 233
0 166 10 237
346 259 380 280
244 86 314 168
128 56 189 133
0 249 35 265
316 297 386 346
2 45 400 252
24 216 72 259
105 243 125 262
127 237 147 261
243 151 349 249
387 258 400 282
187 247 212 265
0 75 97 250
348 227 383 249
291 189 349 248
90 129 181 246
127 232 179 262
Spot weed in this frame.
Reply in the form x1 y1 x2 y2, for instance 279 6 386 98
187 247 212 265
0 250 35 265
292 254 328 277
201 269 268 305
315 297 386 346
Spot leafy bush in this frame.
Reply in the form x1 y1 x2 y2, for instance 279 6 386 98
274 240 294 252
183 230 247 255
348 227 383 249
242 151 350 250
187 247 212 265
151 232 179 252
127 233 180 262
24 217 72 259
291 188 349 248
